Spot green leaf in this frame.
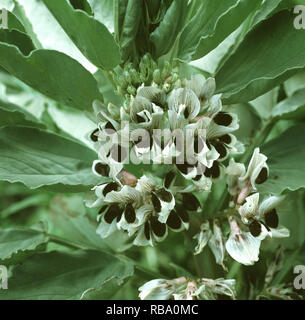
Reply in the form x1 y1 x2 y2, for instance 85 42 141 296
0 249 134 300
177 0 261 62
6 10 26 33
259 124 305 194
272 88 305 119
216 10 305 104
87 0 115 33
0 227 49 265
0 98 43 128
0 28 34 55
0 126 104 191
119 0 142 59
150 0 187 58
42 0 121 70
250 88 279 120
0 45 102 111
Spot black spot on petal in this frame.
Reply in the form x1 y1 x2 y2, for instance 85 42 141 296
219 134 232 145
194 136 205 154
156 189 173 202
104 205 121 224
144 221 151 240
255 167 268 184
151 193 161 212
214 142 227 159
249 220 262 237
90 128 99 142
176 163 195 175
182 193 200 211
102 182 119 196
214 112 233 126
124 203 136 223
166 210 182 230
164 170 176 189
204 162 220 179
98 205 108 215
150 216 166 237
94 162 110 177
184 107 190 119
136 114 146 123
176 206 189 223
110 144 127 163
265 208 279 229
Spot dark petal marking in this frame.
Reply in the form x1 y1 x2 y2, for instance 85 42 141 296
90 128 99 142
255 167 268 184
94 162 110 177
102 182 119 196
124 203 136 223
98 205 108 215
164 170 176 189
144 221 151 240
136 114 146 123
176 163 194 175
182 193 200 211
184 107 190 119
105 121 116 133
150 216 166 237
166 210 182 230
193 175 202 181
176 206 189 223
104 204 120 224
204 162 220 179
265 208 279 229
214 142 227 159
214 112 233 126
194 136 205 154
151 193 161 212
249 220 262 237
157 189 173 202
219 134 232 145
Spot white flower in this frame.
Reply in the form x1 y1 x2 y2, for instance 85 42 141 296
193 221 212 255
239 147 268 190
225 217 261 266
139 279 176 300
208 219 227 270
225 158 246 196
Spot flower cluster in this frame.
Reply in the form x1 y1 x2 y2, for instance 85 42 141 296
86 55 243 246
193 148 290 266
138 276 236 300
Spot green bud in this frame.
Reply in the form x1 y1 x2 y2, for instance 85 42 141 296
130 69 140 84
108 103 120 119
153 69 161 84
118 75 128 89
123 71 132 84
127 85 137 96
162 61 171 80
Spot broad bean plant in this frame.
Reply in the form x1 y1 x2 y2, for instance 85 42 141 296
0 0 304 300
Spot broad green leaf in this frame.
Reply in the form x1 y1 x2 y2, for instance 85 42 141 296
0 45 102 111
0 126 104 191
0 28 34 55
150 0 187 58
272 88 305 119
87 0 115 33
49 195 111 251
0 227 49 265
250 88 279 120
284 70 305 96
119 0 142 59
259 124 305 194
13 0 97 73
6 10 26 33
42 0 121 70
0 249 134 300
177 0 261 62
80 276 130 300
0 98 43 128
216 10 305 104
